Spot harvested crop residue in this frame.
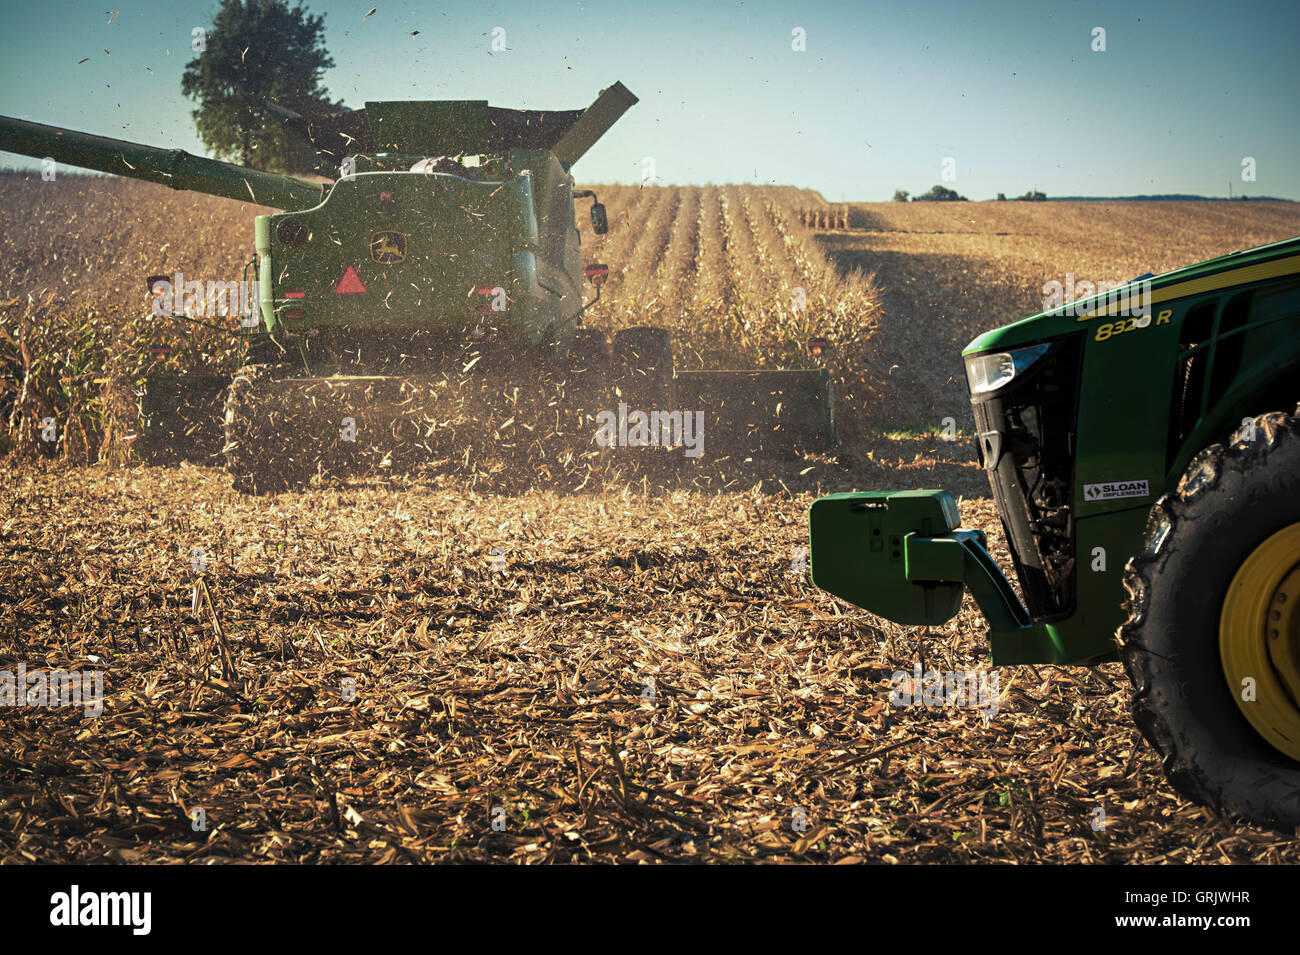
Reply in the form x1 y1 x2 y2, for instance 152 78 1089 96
3 460 1296 863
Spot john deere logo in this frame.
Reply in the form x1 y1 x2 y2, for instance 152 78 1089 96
370 231 406 264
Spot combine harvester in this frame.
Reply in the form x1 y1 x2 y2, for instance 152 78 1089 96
1 82 835 491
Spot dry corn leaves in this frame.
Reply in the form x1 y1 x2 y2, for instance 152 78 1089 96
819 200 1300 426
2 452 1297 864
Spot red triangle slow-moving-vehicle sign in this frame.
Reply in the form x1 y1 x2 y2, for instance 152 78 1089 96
335 265 367 295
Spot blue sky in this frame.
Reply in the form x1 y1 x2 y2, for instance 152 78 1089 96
1 0 1297 199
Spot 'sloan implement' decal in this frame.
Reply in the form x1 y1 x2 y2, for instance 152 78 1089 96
1084 480 1150 502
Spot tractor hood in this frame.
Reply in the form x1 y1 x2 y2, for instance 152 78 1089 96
963 234 1300 355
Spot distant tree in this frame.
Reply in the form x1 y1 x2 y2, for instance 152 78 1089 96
181 0 339 173
892 189 910 202
911 184 968 202
996 192 1007 201
1014 189 1047 201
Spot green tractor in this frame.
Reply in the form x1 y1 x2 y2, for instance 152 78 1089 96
1 82 835 490
810 237 1300 827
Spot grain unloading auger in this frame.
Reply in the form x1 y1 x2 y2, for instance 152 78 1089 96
1 82 836 491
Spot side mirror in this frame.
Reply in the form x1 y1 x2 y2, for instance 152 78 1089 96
590 202 608 235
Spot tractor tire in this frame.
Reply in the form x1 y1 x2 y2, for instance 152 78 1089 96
612 326 675 412
1117 407 1300 828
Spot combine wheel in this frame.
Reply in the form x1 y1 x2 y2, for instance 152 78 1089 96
242 333 298 374
223 364 313 494
1118 407 1300 827
612 326 675 412
559 327 613 439
566 327 611 397
136 372 229 464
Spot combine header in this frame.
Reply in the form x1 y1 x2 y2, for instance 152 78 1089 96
1 82 836 490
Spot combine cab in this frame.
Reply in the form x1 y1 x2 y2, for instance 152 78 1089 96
1 82 836 491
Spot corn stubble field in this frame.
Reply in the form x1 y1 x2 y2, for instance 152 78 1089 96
3 174 1300 863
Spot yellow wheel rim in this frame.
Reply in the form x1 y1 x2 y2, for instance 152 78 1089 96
1220 523 1300 761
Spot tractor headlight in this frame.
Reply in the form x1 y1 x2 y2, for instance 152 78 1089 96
965 342 1052 396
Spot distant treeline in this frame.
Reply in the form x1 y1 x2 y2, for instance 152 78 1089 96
1046 194 1293 201
890 184 1293 202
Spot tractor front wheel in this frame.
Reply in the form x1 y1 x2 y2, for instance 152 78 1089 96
1118 408 1300 827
